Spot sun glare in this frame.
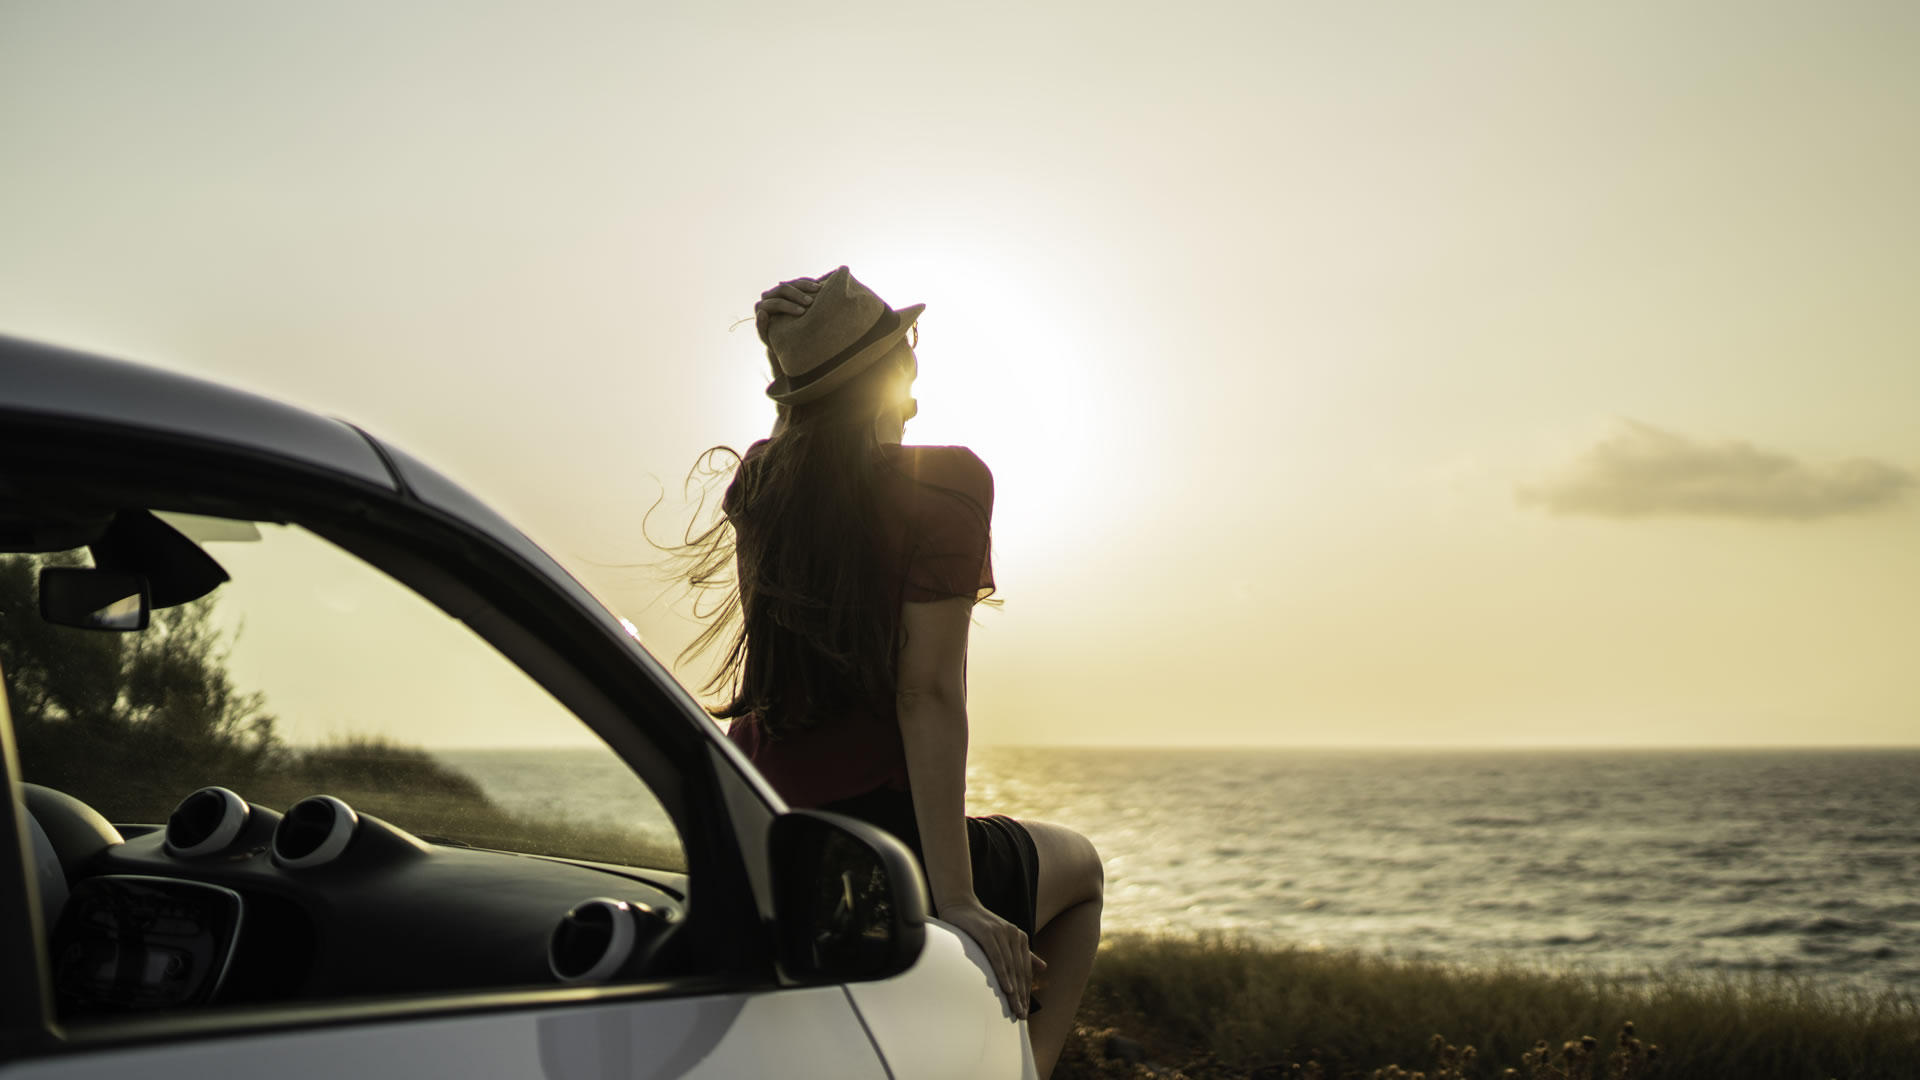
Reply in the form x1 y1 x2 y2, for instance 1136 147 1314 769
867 247 1111 567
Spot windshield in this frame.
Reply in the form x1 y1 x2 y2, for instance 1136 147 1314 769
1 515 684 871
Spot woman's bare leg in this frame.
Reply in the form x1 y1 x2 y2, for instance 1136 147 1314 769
1019 819 1104 1079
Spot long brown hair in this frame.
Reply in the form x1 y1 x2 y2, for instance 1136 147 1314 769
675 348 916 737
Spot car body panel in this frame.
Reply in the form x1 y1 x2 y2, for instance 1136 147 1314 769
0 336 394 490
849 919 1040 1080
3 988 887 1080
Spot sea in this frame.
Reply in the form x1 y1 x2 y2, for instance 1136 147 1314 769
437 746 1920 998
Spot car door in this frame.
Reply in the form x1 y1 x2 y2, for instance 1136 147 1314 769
0 404 890 1077
0 986 886 1080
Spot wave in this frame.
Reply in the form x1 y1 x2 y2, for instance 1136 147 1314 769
1797 939 1901 962
1687 840 1766 861
1702 915 1888 939
1807 916 1886 935
1697 956 1803 974
1702 916 1801 938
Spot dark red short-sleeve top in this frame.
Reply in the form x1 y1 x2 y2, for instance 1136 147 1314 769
722 441 993 808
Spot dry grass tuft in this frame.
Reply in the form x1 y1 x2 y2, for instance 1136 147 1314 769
1056 934 1917 1079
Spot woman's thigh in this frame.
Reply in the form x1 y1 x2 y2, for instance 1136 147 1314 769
1017 819 1103 930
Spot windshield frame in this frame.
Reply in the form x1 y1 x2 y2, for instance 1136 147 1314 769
0 408 771 983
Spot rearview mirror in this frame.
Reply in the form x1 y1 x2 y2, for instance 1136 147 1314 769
770 811 927 984
39 567 151 631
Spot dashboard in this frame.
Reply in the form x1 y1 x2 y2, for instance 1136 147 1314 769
24 783 688 1016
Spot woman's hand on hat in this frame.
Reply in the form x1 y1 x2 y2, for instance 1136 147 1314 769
754 277 822 344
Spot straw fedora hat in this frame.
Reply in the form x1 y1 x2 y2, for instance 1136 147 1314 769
764 266 924 406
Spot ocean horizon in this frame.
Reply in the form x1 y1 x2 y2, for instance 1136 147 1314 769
437 745 1920 997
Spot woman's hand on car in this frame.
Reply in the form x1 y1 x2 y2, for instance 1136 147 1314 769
755 277 822 344
937 897 1046 1020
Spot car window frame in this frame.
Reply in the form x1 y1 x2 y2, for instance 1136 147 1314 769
0 698 57 1060
0 411 782 1059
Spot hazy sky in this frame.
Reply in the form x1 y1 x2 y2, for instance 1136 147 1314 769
4 1 1916 747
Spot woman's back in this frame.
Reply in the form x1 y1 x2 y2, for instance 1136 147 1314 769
722 441 994 808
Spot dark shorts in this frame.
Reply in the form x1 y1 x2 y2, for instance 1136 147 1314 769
821 786 1040 940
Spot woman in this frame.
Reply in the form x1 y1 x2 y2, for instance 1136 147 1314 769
681 267 1103 1078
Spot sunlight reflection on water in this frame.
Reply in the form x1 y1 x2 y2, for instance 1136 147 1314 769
968 746 1920 995
442 745 1920 995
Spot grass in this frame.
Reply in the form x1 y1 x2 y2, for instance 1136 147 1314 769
242 773 686 871
277 736 686 869
1057 934 1920 1080
51 734 686 872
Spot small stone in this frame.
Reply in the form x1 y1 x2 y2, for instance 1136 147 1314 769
1103 1035 1148 1065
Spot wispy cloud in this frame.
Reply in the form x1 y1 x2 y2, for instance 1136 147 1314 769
1519 422 1916 521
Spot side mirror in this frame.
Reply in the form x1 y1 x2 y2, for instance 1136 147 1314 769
770 810 927 984
38 568 151 632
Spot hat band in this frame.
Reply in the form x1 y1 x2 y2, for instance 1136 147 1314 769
783 307 902 392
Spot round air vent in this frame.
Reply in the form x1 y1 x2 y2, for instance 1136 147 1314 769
164 787 250 857
548 898 649 984
271 795 359 868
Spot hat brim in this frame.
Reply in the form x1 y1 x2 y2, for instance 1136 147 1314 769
766 303 924 406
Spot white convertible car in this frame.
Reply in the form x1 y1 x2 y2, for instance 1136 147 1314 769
0 335 1037 1079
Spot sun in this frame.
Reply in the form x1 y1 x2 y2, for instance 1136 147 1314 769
857 247 1114 569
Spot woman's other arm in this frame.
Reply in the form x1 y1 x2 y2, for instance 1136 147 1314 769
897 595 1036 1018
